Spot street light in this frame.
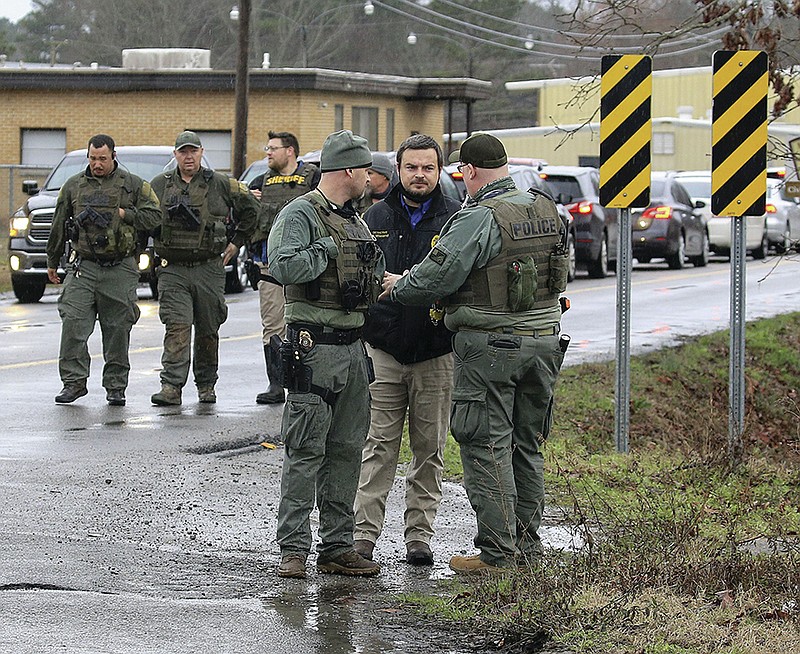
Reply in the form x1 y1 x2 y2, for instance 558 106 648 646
407 31 475 148
230 1 250 178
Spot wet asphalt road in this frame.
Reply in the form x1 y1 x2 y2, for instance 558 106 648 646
1 253 798 653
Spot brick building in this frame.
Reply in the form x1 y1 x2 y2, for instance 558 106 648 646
0 63 491 171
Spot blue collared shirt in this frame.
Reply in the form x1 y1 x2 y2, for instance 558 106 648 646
400 195 432 229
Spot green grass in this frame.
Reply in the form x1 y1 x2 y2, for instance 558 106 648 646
397 312 800 654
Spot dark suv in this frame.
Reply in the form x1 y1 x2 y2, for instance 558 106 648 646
6 146 244 302
540 166 618 278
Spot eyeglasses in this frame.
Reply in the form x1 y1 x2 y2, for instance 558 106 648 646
264 145 287 153
456 163 468 173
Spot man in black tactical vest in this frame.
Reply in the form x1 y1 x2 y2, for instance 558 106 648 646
382 133 570 574
46 134 162 406
267 130 385 579
248 131 320 405
149 131 259 406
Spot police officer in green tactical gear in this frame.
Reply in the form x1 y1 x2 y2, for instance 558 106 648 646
149 131 259 406
46 133 162 406
267 130 385 579
382 133 570 574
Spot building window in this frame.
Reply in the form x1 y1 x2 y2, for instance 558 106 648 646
352 106 379 149
653 132 675 156
194 130 231 171
21 129 66 166
386 109 395 151
334 105 344 132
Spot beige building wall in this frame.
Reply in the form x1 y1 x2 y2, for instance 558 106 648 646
0 87 444 168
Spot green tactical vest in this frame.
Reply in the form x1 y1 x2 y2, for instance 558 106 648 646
446 190 568 312
254 163 318 242
72 172 137 260
155 169 229 262
284 191 381 313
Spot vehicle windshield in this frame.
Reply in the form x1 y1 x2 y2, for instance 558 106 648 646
678 178 711 199
44 151 175 191
544 175 582 201
650 179 666 198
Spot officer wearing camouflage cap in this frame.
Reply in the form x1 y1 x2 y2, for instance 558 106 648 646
149 131 259 406
267 129 385 579
381 132 570 574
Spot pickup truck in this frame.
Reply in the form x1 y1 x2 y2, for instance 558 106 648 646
8 146 247 302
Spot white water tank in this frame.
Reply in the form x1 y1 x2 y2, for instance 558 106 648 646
122 48 211 70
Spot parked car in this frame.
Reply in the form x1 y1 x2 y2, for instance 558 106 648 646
672 170 768 259
630 172 709 269
763 177 800 253
539 166 618 278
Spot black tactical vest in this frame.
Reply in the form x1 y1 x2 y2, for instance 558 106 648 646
446 190 568 312
155 169 229 262
284 191 381 313
255 163 319 241
72 172 137 260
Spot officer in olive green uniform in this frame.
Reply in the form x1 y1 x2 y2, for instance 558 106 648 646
46 134 162 406
149 131 259 406
382 133 569 573
267 130 385 579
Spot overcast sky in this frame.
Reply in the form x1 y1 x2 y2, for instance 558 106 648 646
2 0 33 23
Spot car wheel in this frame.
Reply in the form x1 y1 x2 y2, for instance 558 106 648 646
587 233 608 279
11 276 46 303
775 223 791 254
752 226 768 260
567 231 576 282
667 233 686 269
690 231 710 267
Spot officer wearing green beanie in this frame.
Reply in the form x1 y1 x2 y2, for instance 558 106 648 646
267 129 385 579
381 132 570 573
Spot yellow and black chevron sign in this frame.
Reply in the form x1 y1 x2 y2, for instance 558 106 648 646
599 54 652 208
712 50 767 217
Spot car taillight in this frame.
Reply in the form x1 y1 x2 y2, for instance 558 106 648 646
567 200 593 215
765 203 777 213
642 205 672 219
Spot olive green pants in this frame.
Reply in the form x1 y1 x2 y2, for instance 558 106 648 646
57 257 140 391
156 258 227 389
276 338 372 559
450 329 564 567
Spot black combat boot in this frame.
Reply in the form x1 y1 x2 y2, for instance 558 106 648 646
256 343 285 404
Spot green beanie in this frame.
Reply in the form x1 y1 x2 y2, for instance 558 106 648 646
320 130 372 172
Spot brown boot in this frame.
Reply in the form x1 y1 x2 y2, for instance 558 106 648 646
197 386 216 403
317 549 380 576
354 539 375 561
151 383 181 406
449 554 505 575
406 541 433 566
277 553 307 579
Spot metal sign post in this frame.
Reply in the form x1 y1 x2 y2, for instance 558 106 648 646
599 54 652 454
614 207 633 453
729 215 746 460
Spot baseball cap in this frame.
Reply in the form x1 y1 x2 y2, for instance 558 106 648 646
448 133 507 169
320 130 373 172
175 130 202 150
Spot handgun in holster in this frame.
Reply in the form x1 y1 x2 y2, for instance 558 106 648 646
268 334 311 392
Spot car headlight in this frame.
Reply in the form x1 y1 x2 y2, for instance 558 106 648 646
138 252 151 271
9 215 30 236
9 255 21 271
